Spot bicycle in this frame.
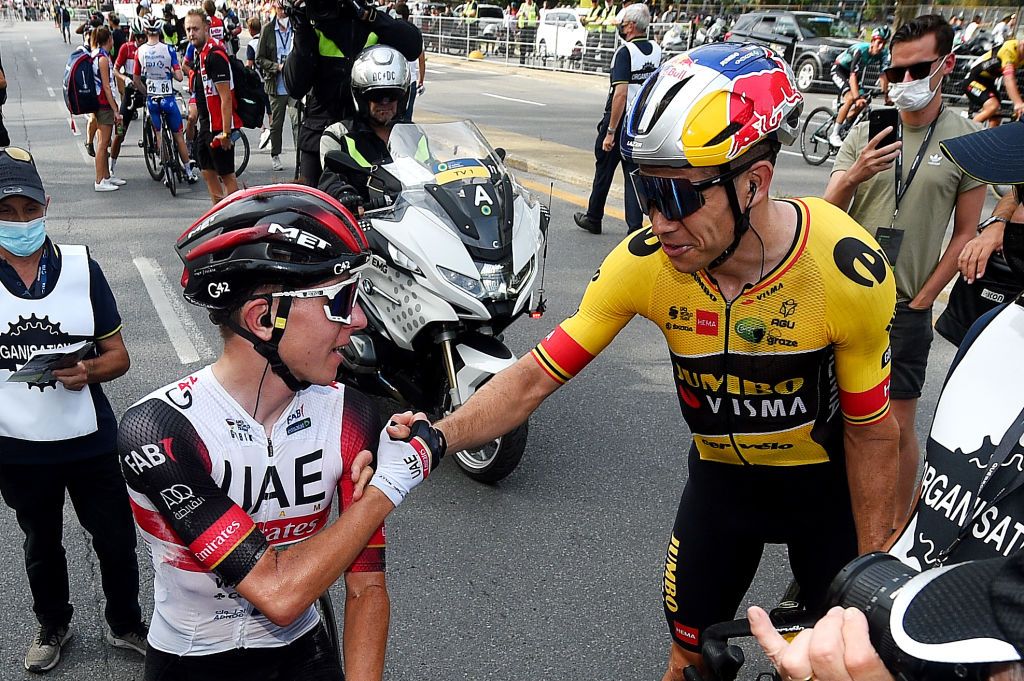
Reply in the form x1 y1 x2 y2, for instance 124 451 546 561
139 95 193 196
315 589 341 663
799 91 876 166
186 128 251 178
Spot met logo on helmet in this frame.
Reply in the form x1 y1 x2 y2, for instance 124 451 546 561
268 223 330 251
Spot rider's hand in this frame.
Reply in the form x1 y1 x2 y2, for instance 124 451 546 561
846 127 901 186
384 411 418 439
749 606 894 681
369 415 447 508
1015 101 1024 119
959 225 1005 283
52 361 89 391
348 449 375 502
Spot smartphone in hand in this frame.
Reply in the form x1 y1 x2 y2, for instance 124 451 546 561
868 107 899 148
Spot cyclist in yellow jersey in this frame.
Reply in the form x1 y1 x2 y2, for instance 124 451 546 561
965 39 1024 126
388 43 901 680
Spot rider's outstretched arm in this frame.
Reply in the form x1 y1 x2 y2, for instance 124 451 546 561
436 355 562 452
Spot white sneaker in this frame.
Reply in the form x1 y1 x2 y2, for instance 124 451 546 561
107 176 127 186
259 128 272 150
94 179 119 192
828 130 844 148
271 155 284 171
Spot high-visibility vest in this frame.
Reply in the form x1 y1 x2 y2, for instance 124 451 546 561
585 3 604 31
600 4 618 32
315 29 378 58
517 4 536 29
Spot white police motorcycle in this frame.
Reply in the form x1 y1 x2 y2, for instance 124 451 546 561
329 121 549 483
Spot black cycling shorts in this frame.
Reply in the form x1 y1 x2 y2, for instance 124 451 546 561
195 129 236 178
144 623 340 681
830 64 852 95
964 76 999 108
662 448 857 651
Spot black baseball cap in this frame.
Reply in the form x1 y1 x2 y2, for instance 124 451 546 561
940 122 1024 186
0 148 46 206
888 551 1024 664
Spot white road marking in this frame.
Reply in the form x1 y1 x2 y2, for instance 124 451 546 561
46 87 54 97
133 257 214 365
481 92 546 107
424 67 445 74
36 68 42 76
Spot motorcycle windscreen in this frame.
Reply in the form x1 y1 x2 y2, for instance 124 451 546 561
426 159 513 262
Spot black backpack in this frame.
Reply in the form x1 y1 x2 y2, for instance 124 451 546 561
208 45 266 129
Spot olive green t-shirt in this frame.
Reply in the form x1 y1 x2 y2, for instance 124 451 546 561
833 108 983 301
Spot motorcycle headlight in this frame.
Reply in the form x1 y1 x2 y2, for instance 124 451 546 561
509 258 534 295
438 265 485 298
387 242 422 275
478 261 512 300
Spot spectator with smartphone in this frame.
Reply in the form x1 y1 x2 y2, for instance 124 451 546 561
824 14 985 527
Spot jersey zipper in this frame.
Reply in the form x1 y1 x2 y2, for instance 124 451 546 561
714 281 753 467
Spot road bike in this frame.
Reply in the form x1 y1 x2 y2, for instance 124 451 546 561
799 91 876 166
185 129 252 178
315 590 341 662
140 95 195 196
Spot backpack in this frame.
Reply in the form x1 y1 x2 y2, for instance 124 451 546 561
208 45 266 129
63 46 99 115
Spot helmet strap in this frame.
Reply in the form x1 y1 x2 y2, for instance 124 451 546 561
225 296 312 392
707 179 751 270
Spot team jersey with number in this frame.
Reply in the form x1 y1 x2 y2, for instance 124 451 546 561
117 366 385 655
134 41 181 97
531 197 896 466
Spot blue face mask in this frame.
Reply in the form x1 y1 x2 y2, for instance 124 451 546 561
0 217 47 257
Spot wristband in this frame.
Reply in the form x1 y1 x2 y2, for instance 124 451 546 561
606 128 616 134
978 216 1008 233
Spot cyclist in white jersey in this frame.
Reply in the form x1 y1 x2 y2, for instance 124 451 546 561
117 186 447 680
133 16 198 181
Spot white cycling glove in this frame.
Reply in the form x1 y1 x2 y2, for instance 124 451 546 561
369 420 447 507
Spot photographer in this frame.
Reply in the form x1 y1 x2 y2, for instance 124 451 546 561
283 0 421 185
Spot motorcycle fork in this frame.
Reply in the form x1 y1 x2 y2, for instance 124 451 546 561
439 334 462 410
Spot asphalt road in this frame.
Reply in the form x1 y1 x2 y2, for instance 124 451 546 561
0 20 960 681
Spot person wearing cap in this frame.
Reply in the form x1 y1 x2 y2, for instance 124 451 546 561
825 14 986 529
0 148 147 673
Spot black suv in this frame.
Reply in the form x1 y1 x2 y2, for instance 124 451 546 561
725 11 858 92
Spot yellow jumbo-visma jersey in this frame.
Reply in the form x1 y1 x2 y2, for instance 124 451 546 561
531 198 896 466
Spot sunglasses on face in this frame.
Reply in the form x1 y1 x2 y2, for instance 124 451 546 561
1 147 34 163
883 55 946 83
271 272 364 325
366 89 404 104
631 167 741 221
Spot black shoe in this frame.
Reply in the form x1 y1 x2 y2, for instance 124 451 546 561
574 212 601 234
85 142 95 157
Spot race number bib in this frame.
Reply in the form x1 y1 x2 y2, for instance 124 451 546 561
148 79 173 96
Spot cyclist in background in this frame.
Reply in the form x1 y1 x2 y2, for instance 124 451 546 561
109 18 147 178
965 38 1024 127
829 26 891 147
134 16 199 182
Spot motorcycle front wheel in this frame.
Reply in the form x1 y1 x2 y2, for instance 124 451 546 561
452 419 528 484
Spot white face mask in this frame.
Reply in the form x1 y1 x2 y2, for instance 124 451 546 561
278 15 289 28
888 57 945 112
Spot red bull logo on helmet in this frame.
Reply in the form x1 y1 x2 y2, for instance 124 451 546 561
726 52 801 159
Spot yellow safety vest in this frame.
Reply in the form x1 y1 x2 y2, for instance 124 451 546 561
600 4 618 32
585 3 604 31
315 29 378 58
517 5 537 29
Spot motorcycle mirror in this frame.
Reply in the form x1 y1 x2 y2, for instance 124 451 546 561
494 147 507 162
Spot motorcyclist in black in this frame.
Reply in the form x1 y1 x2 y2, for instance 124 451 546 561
318 45 410 213
284 0 421 186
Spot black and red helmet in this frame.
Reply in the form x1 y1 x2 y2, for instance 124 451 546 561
176 184 369 310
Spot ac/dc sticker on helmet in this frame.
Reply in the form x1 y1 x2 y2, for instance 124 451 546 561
628 227 661 257
833 237 888 288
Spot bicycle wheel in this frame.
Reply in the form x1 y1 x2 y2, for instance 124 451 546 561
233 130 250 177
800 106 835 166
161 127 177 197
315 591 341 662
143 123 162 181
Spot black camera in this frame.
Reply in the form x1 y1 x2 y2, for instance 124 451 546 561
282 0 375 23
827 552 990 681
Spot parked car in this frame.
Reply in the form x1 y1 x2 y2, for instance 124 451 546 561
725 11 858 92
535 8 587 60
445 3 506 52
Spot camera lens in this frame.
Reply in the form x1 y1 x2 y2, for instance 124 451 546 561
827 552 918 668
